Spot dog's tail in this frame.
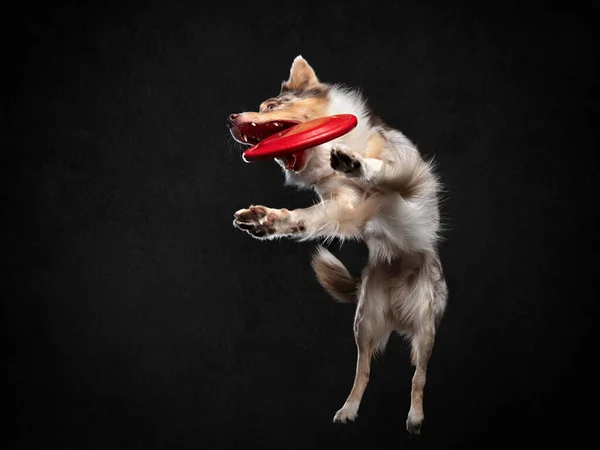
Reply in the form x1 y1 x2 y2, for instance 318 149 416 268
311 246 359 304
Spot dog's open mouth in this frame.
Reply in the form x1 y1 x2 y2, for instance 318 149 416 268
232 120 300 146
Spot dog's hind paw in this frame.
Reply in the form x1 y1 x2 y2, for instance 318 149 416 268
333 402 359 424
330 145 362 175
406 412 424 435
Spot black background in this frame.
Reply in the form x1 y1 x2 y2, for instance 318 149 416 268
5 1 597 449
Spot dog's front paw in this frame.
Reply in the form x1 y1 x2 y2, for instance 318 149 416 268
330 145 362 176
233 205 278 239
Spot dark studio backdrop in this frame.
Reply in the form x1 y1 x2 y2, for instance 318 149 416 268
5 1 597 449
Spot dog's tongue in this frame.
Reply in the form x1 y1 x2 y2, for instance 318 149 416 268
237 120 300 145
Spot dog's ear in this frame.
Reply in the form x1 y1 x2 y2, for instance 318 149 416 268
281 55 320 93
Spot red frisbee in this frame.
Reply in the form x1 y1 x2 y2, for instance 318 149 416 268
242 114 358 164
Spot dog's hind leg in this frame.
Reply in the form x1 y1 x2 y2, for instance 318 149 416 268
333 311 375 423
333 284 391 423
405 305 437 435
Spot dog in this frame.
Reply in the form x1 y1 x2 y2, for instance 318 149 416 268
227 55 448 435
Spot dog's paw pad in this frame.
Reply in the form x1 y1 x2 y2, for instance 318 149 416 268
234 205 267 222
233 206 277 239
330 148 361 174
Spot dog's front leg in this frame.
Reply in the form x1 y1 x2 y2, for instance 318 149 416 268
330 144 383 181
232 205 306 240
330 144 431 198
233 200 369 241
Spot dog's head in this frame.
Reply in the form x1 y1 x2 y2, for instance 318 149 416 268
227 56 330 170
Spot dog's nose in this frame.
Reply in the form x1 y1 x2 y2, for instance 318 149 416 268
226 114 239 127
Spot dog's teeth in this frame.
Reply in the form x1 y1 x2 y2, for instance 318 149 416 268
251 122 256 126
242 134 248 143
273 122 279 127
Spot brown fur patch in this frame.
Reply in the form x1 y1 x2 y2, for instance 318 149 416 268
366 132 386 159
242 96 328 126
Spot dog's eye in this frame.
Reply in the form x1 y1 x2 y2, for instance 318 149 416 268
266 103 278 111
